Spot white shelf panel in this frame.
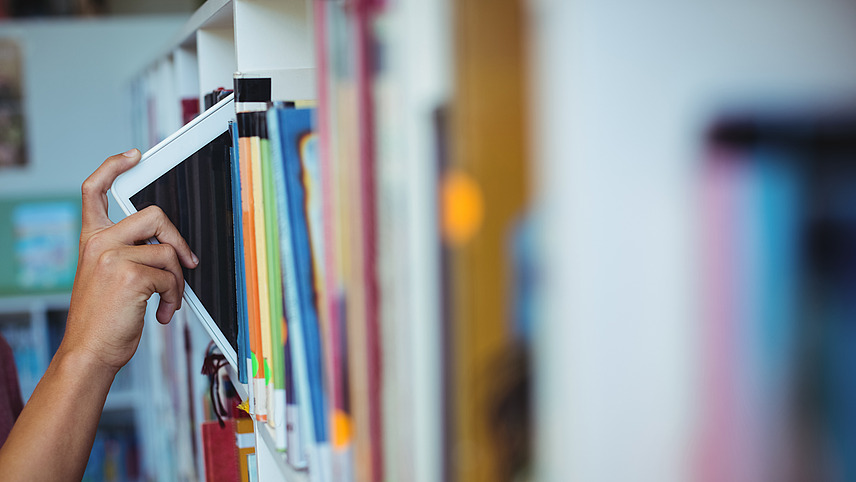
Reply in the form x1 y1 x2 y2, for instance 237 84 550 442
173 45 200 100
236 68 317 102
255 420 310 482
197 27 238 96
234 0 314 72
172 0 234 48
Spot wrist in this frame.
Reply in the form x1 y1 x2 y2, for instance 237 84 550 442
52 342 120 383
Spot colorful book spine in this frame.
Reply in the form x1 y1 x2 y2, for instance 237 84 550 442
260 110 287 437
354 2 383 478
269 103 308 464
229 120 249 385
234 76 272 421
270 103 311 469
275 105 330 481
236 111 262 417
313 1 353 466
250 113 273 423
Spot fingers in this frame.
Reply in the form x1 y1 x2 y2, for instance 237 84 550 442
92 242 186 327
81 149 141 229
112 205 198 269
117 244 186 307
134 264 183 325
119 262 182 325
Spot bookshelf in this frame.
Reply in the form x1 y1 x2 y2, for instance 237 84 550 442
127 0 470 479
123 0 856 480
0 294 143 480
130 1 315 480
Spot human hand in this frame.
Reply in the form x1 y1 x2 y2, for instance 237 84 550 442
61 149 198 374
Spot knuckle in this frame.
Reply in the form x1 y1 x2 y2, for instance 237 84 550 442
118 265 141 288
143 204 166 221
96 248 120 269
173 268 184 287
161 242 179 261
80 176 99 197
82 232 108 259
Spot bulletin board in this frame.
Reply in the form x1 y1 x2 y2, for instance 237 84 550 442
0 197 80 296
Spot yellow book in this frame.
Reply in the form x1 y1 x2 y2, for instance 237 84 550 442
250 116 271 423
236 418 256 482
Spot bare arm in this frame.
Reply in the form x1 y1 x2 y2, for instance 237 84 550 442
0 149 197 481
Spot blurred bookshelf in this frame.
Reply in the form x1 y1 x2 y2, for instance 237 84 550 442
0 294 143 481
16 0 856 482
129 0 315 480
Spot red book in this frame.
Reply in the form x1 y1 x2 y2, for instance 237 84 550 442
202 420 240 482
181 98 200 125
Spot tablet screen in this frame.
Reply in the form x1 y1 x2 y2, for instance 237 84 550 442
130 130 238 353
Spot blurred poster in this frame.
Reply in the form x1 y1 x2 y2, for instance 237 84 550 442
12 202 77 290
0 38 26 168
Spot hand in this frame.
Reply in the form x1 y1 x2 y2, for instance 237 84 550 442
61 149 198 374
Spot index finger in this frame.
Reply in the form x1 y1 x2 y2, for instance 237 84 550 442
81 149 141 230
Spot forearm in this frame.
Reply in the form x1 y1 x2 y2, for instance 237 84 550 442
0 344 116 481
0 150 195 480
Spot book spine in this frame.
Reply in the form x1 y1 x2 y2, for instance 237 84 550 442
260 109 286 435
281 106 330 482
354 2 383 478
235 75 273 423
237 111 264 420
229 120 249 385
270 105 310 468
250 115 272 423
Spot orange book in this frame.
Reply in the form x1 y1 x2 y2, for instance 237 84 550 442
446 0 531 480
236 418 256 482
238 122 266 422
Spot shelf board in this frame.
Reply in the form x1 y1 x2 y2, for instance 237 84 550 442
173 0 234 48
104 389 138 411
0 293 71 313
236 68 317 102
255 421 309 482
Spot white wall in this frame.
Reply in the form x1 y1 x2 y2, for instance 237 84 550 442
0 15 188 199
532 1 856 481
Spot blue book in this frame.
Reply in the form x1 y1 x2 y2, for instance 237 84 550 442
270 105 328 479
230 120 250 384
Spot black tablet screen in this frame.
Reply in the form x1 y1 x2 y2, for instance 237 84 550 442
130 130 238 353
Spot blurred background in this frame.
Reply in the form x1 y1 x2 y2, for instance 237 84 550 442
1 0 856 481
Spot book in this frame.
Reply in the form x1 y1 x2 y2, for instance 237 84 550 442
259 109 287 438
322 2 378 479
269 103 308 465
229 120 250 385
313 4 354 473
444 0 531 480
271 105 330 481
698 115 856 480
236 418 256 482
353 4 384 478
249 112 275 424
234 76 268 420
202 420 240 482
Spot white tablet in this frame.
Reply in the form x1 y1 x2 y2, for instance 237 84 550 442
111 93 239 370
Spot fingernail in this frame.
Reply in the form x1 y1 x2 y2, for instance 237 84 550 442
191 252 199 266
122 148 139 158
